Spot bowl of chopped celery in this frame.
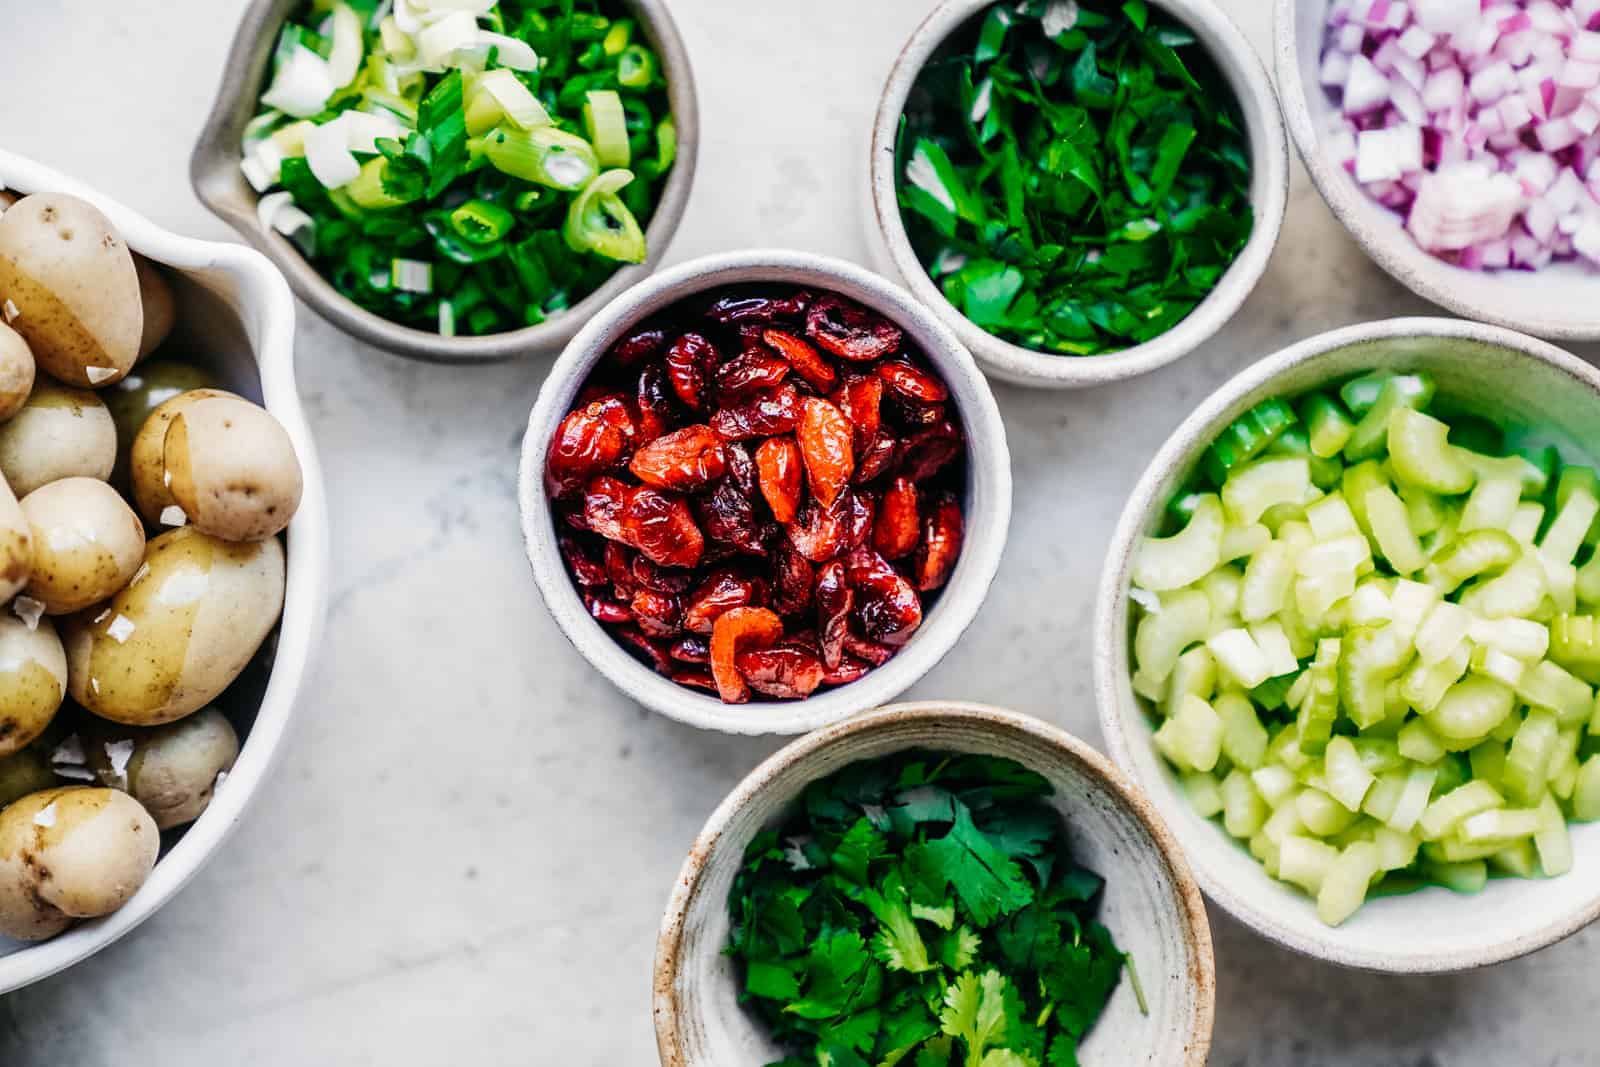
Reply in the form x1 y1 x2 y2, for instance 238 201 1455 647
192 0 696 362
654 701 1214 1066
1096 316 1600 972
868 0 1288 389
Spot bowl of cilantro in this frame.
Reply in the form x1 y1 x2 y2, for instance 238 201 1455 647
192 0 696 363
654 701 1214 1066
868 0 1289 389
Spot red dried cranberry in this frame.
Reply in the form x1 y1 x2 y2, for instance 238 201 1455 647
814 560 852 669
704 291 812 324
665 332 719 410
874 477 920 559
736 646 826 700
876 360 949 403
715 350 790 400
669 635 711 664
754 436 804 525
615 627 673 673
762 329 838 392
683 568 762 634
916 493 964 592
709 383 802 440
629 425 727 492
545 396 635 497
805 295 902 361
610 325 669 366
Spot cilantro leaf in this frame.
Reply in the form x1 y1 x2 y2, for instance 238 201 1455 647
918 802 1034 926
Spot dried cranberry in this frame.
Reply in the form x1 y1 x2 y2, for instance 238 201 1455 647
723 440 757 496
854 433 899 484
883 390 946 429
670 667 718 691
769 540 814 617
665 332 719 410
846 489 875 548
683 568 762 634
710 606 784 703
604 541 637 598
805 295 902 361
622 488 705 568
736 646 826 700
797 397 854 508
754 436 804 524
715 349 790 400
847 548 923 646
610 325 669 366
916 493 964 592
709 383 802 439
632 555 693 594
821 656 872 686
699 479 767 554
669 635 711 663
629 425 727 493
842 632 896 666
631 589 682 637
874 477 920 559
545 396 635 497
636 363 676 442
877 360 949 403
558 535 609 588
762 329 838 392
787 494 849 562
900 421 963 482
814 560 852 669
585 594 633 625
831 374 884 452
615 627 673 673
583 476 632 542
704 291 812 324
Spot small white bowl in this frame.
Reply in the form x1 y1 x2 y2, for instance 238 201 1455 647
1275 0 1600 339
868 0 1289 389
0 149 328 992
653 701 1216 1066
1095 316 1600 973
518 251 1011 735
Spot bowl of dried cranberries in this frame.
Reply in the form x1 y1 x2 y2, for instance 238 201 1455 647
518 250 1012 734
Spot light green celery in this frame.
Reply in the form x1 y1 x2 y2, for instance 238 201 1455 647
1387 408 1476 495
1133 494 1223 591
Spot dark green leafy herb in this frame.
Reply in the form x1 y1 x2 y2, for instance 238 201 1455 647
725 751 1136 1067
895 0 1253 356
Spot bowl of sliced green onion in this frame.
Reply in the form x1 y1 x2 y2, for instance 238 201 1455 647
192 0 696 362
1096 317 1600 972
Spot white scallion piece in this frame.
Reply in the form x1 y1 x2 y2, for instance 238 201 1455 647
261 45 336 118
304 116 363 189
391 258 434 293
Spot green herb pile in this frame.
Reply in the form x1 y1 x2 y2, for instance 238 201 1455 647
896 0 1253 357
245 0 675 336
725 751 1138 1067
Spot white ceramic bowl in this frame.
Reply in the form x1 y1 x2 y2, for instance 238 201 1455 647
0 149 328 992
1275 0 1600 339
868 0 1289 389
518 250 1012 735
1095 316 1600 973
652 701 1216 1066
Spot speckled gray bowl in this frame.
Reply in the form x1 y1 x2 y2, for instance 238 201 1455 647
1275 0 1600 339
653 701 1215 1066
868 0 1289 389
518 250 1011 736
1096 317 1600 973
191 0 698 363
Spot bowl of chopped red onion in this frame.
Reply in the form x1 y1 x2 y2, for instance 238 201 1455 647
1276 0 1600 339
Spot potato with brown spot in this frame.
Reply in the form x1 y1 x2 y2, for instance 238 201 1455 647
128 387 237 525
84 707 237 829
0 615 66 758
0 471 31 601
105 360 217 489
165 394 302 542
0 321 34 422
0 193 141 388
132 256 175 362
63 527 284 726
0 787 158 940
21 478 145 615
0 381 116 496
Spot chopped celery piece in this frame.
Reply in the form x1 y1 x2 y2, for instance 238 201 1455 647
1515 660 1594 725
1240 542 1292 622
1402 485 1451 538
1388 764 1438 833
1365 486 1427 574
1459 474 1521 533
1346 375 1437 462
1470 645 1526 688
1208 628 1273 690
1248 670 1299 712
1305 493 1361 541
1401 641 1471 713
1374 825 1420 870
1154 694 1224 773
1164 646 1217 715
1200 566 1243 620
1458 556 1548 619
1181 772 1224 818
1217 691 1269 769
1279 835 1340 894
1364 771 1406 822
1301 392 1355 459
1220 523 1270 563
1387 408 1476 495
1202 397 1298 486
1468 615 1550 661
1415 601 1472 665
1222 769 1268 837
1534 793 1572 876
1423 529 1521 594
1269 427 1344 489
1509 502 1545 545
1418 779 1504 841
1341 371 1435 418
1318 841 1381 926
1428 675 1515 748
1398 718 1447 764
1504 709 1560 804
1489 840 1538 876
1574 756 1600 820
1542 472 1600 564
1550 614 1600 684
1297 788 1360 836
1324 736 1375 811
1297 639 1342 754
1340 625 1413 729
1221 457 1312 526
1252 764 1298 807
1469 739 1507 783
1134 495 1223 591
1458 807 1543 845
1132 587 1211 687
1425 859 1488 893
1248 621 1299 678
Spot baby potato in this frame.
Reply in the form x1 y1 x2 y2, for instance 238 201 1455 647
0 472 30 601
0 193 141 388
21 478 145 615
0 381 116 496
129 387 237 525
165 394 302 542
133 256 175 362
0 615 66 758
63 527 284 726
104 360 217 489
0 320 34 422
83 707 237 829
0 746 56 810
0 787 157 941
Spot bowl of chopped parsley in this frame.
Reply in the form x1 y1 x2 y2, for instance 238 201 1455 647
654 701 1214 1066
192 0 696 363
869 0 1288 389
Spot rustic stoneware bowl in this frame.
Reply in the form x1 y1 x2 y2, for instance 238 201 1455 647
518 250 1012 735
1096 317 1600 973
191 0 698 363
653 701 1216 1065
868 0 1289 389
0 149 328 991
1275 0 1600 339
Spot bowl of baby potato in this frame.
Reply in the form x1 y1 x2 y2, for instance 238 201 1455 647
0 148 327 991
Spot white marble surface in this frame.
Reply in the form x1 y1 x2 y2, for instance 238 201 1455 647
2 1 1599 1064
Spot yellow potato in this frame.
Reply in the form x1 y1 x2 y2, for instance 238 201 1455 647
83 707 238 829
166 394 303 542
133 255 175 363
0 320 34 421
128 387 237 525
63 527 284 726
0 615 66 758
21 477 145 615
0 472 30 602
0 380 116 496
0 787 157 941
0 193 141 388
0 745 56 809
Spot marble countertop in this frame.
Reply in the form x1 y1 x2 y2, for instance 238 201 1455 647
3 1 1599 1063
